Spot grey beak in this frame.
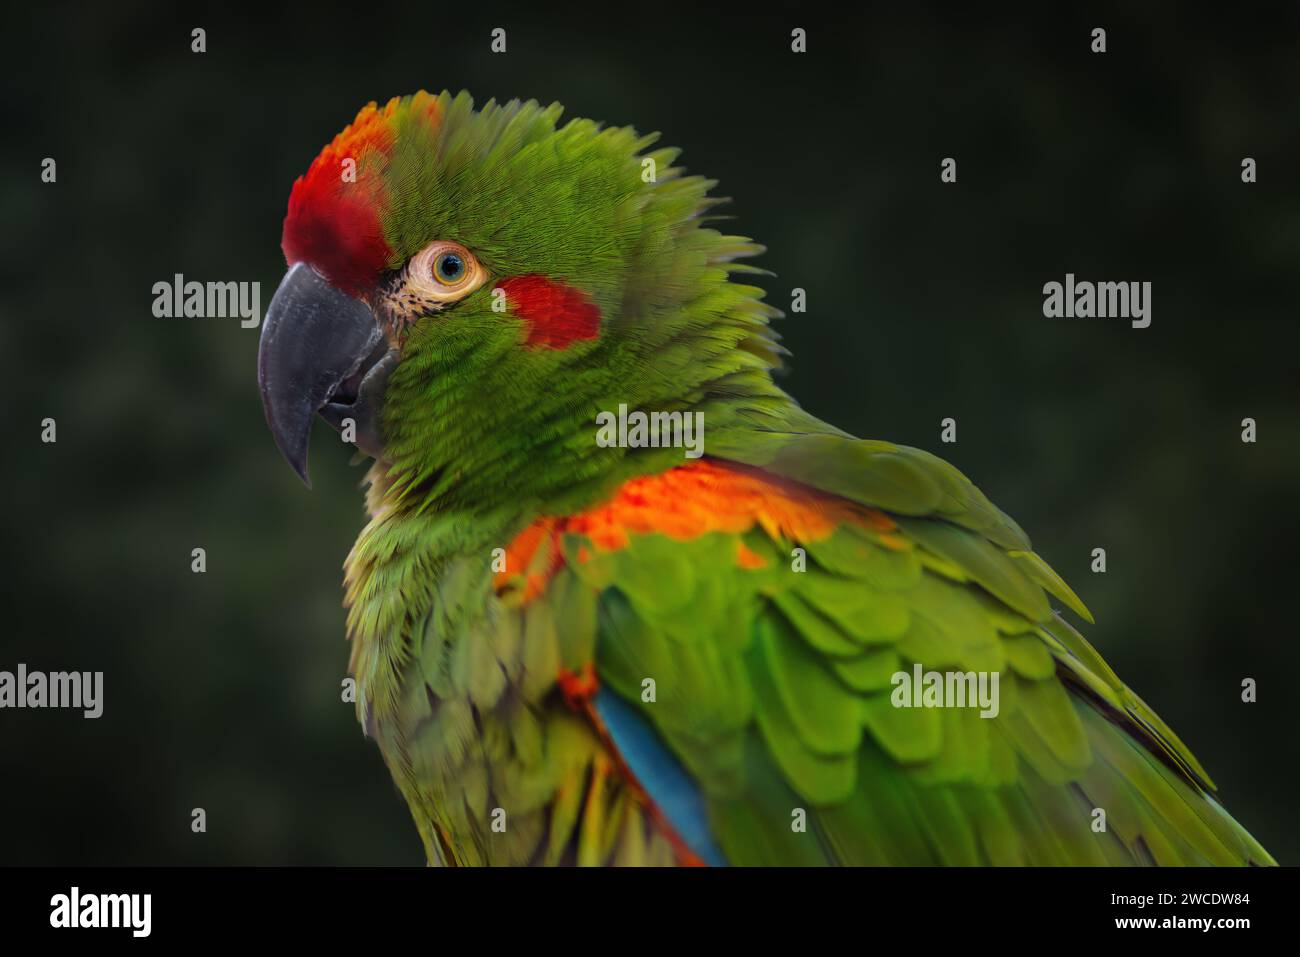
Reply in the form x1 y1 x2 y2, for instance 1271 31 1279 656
256 262 391 486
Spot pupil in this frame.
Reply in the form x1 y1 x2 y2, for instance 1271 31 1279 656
439 254 463 280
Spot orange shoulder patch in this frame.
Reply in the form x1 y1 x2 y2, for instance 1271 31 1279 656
494 459 894 601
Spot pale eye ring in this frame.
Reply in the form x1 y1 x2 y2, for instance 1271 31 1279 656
405 240 487 303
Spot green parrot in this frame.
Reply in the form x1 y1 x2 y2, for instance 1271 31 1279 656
257 90 1274 866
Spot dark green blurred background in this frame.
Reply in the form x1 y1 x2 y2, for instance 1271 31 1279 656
2 3 1297 864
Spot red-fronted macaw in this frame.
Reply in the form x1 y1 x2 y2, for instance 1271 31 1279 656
257 90 1274 866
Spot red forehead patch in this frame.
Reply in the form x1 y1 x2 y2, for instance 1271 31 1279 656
281 99 405 296
499 275 602 348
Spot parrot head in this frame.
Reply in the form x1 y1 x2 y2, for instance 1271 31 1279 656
258 90 779 508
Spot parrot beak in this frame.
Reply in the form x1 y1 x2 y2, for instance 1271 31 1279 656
257 262 397 487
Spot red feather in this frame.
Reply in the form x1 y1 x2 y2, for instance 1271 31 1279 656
499 275 602 348
281 101 400 296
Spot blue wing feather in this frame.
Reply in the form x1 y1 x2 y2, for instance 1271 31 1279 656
593 686 727 866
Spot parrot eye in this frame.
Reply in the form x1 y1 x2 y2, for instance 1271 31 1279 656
434 252 465 284
403 240 487 304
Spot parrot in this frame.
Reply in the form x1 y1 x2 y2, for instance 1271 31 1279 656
256 90 1275 866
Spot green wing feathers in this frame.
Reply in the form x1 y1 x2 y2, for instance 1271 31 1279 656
562 436 1272 865
358 434 1274 866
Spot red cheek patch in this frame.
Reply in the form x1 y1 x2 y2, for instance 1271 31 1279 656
498 275 601 349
